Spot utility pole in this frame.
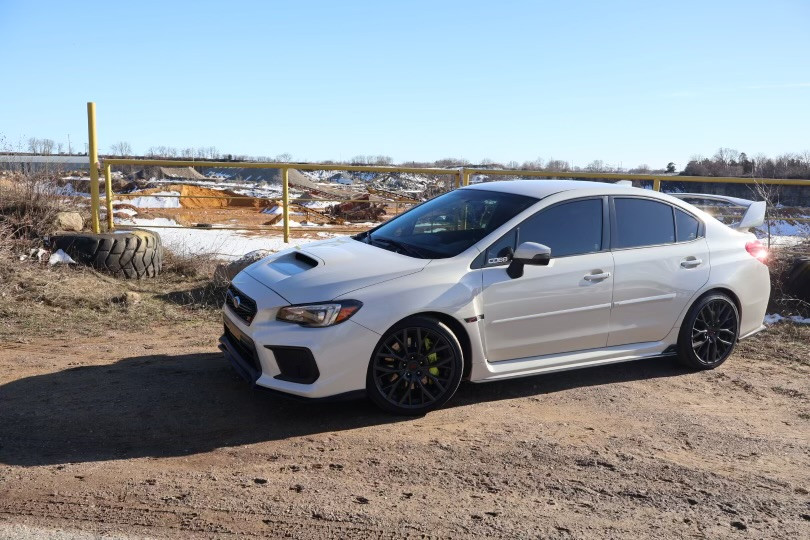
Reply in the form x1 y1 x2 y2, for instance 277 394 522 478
67 134 72 154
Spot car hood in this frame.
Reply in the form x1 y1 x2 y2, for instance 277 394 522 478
244 236 430 304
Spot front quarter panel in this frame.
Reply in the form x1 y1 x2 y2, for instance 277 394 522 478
343 260 481 334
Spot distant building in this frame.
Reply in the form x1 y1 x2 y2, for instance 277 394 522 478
0 153 90 173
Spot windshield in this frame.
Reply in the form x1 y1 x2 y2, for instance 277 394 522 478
356 188 538 259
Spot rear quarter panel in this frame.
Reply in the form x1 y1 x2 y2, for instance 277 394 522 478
684 224 770 337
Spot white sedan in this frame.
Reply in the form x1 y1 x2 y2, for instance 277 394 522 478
220 180 770 414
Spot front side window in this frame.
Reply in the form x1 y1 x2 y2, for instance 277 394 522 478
517 198 603 257
361 188 537 259
614 198 675 249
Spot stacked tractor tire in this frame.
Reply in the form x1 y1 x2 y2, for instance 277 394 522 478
784 257 810 303
47 229 163 279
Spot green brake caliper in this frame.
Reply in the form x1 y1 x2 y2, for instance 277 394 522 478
424 337 439 377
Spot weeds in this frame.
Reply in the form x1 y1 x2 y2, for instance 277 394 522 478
0 172 84 256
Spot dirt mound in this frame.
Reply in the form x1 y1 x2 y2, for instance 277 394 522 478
127 184 272 209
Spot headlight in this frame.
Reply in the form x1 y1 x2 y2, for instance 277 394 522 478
276 300 363 327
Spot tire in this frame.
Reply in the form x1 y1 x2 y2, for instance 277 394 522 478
366 316 464 415
48 229 163 279
676 293 739 370
784 257 810 302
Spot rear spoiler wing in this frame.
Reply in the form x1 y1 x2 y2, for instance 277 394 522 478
668 193 766 231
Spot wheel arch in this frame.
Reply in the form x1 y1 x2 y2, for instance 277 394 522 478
386 311 473 381
695 287 742 318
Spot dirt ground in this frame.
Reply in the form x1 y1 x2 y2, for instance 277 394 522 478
0 320 808 539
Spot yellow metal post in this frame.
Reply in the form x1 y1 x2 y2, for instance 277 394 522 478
281 167 290 243
653 178 661 191
462 170 471 186
455 171 461 189
87 102 100 233
104 163 114 231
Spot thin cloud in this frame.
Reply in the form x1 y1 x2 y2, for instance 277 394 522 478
747 82 810 90
660 91 699 98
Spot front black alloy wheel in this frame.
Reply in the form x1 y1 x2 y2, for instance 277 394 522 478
367 316 463 415
677 293 739 369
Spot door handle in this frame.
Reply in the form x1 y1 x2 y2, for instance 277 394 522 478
584 271 611 281
680 257 702 269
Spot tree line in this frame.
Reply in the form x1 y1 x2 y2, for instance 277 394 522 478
681 148 810 179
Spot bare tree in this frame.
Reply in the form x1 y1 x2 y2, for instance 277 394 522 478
41 139 55 155
585 160 606 172
545 159 570 172
275 153 292 162
110 141 132 157
27 137 39 153
374 155 393 165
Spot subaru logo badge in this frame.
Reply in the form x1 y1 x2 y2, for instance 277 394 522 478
226 290 242 310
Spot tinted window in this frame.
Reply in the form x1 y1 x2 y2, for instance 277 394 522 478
518 199 603 257
363 189 537 259
675 208 700 242
614 198 675 248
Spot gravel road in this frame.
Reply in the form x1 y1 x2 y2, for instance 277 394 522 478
0 323 807 538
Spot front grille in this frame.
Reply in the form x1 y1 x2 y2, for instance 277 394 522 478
226 284 258 325
224 320 261 373
266 346 320 384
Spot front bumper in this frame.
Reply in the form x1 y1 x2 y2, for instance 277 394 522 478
220 271 382 399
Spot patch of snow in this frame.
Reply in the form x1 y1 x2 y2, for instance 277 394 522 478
764 313 810 325
766 236 807 248
113 207 138 217
119 191 182 209
114 217 342 260
49 249 76 265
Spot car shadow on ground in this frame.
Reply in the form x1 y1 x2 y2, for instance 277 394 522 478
0 350 689 466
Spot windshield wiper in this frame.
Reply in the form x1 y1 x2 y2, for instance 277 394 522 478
371 237 428 258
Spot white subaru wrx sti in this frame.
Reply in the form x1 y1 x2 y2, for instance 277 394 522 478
220 180 770 414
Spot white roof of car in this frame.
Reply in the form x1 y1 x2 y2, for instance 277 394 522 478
465 179 645 199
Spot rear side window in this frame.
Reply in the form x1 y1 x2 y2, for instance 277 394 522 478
518 199 603 257
675 208 700 242
614 198 675 248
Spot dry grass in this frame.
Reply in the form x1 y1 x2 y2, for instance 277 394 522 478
0 173 79 247
0 255 224 342
768 242 810 318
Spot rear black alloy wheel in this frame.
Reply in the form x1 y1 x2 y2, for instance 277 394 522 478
367 317 463 415
677 293 739 370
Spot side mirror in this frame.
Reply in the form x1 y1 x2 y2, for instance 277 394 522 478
507 242 551 279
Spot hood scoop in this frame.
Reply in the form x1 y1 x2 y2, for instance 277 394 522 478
294 252 318 268
245 237 430 304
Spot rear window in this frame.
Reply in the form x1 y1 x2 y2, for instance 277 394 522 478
675 208 700 242
614 198 675 248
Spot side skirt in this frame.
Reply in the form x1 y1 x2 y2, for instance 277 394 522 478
472 339 677 383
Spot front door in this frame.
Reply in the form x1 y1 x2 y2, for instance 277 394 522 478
479 198 614 362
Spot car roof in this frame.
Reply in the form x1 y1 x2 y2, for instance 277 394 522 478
464 179 645 199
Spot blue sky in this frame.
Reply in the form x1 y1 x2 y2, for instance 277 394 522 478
1 0 808 169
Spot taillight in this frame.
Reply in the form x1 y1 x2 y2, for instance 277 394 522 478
745 240 768 264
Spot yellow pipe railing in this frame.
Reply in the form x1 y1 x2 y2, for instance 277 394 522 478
88 103 810 242
87 102 100 233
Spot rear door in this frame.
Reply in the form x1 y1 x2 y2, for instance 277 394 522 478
480 198 615 362
607 197 710 346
